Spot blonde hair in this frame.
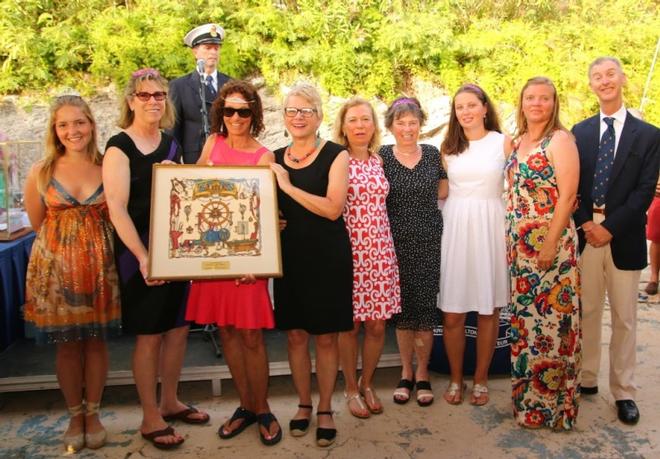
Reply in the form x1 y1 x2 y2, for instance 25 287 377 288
39 95 101 194
284 83 323 119
515 76 567 142
333 97 381 154
117 68 175 129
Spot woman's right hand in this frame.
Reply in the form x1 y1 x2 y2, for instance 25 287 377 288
270 163 293 194
138 254 165 286
278 211 287 230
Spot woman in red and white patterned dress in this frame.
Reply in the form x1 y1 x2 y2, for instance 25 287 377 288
334 98 401 418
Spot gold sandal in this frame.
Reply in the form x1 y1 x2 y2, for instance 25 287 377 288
63 404 85 452
85 402 107 449
470 384 489 406
344 392 370 419
443 382 466 405
358 376 383 414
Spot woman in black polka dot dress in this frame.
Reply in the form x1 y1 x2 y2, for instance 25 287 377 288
379 97 448 407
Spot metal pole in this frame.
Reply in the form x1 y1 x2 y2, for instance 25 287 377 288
640 36 660 113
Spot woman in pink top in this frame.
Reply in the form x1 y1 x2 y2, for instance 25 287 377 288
185 80 281 446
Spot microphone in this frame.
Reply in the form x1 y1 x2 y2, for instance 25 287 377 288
196 59 206 74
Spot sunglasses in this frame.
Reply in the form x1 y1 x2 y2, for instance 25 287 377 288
222 107 252 118
133 91 167 102
284 107 317 118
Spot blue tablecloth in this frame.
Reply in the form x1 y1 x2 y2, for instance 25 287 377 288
0 232 35 351
429 308 512 375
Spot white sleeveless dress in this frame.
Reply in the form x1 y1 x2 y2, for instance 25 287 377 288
438 131 509 314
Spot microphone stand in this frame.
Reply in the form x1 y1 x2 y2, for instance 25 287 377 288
198 71 210 142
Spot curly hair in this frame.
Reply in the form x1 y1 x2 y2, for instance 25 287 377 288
210 80 265 137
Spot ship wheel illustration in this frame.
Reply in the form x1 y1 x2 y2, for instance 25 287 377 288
198 200 231 230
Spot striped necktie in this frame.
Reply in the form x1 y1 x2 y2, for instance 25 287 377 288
591 117 615 206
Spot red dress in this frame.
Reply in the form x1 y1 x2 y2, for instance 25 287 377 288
185 136 275 329
647 196 660 243
343 155 401 322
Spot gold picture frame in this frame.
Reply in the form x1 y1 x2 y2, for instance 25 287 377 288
148 164 282 280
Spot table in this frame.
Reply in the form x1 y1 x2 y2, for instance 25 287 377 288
0 232 35 351
429 308 511 375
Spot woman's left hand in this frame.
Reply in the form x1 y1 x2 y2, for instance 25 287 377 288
235 274 257 286
537 241 558 271
161 160 177 165
270 163 292 193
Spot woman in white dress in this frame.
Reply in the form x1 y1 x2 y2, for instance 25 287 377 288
438 84 511 405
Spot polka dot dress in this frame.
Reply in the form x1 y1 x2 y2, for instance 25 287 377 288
380 144 446 331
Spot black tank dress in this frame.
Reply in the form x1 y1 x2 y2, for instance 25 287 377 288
273 141 353 335
105 132 188 335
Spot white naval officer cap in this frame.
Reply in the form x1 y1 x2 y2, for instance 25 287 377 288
183 23 225 48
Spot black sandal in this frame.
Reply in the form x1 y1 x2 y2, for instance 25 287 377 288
217 407 257 439
416 380 434 407
289 404 312 437
257 412 282 446
316 411 336 447
393 378 415 405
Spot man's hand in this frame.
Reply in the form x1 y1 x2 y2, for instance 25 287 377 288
584 223 613 247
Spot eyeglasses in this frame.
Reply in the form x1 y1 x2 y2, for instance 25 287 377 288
222 107 252 118
133 91 167 102
284 107 317 118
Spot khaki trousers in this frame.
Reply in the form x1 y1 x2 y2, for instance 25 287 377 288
579 213 640 401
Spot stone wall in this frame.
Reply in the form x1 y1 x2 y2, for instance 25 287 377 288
1 78 459 192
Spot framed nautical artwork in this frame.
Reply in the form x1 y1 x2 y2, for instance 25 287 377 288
148 164 282 279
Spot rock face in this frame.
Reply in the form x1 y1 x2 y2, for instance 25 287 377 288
0 79 454 186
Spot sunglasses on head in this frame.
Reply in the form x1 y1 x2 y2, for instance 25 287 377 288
133 91 167 102
222 107 252 118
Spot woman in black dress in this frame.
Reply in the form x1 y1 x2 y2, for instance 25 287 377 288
103 68 209 450
380 97 448 407
270 83 353 447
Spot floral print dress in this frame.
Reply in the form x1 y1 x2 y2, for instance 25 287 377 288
24 180 121 344
505 133 581 430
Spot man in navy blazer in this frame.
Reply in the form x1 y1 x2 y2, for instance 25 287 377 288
170 23 232 164
573 56 660 425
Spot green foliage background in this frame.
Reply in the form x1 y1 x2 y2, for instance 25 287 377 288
1 0 659 125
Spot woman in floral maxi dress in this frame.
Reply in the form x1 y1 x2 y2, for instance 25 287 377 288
505 77 581 430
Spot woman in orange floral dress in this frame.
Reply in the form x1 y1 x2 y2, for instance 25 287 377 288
23 95 121 451
505 77 581 430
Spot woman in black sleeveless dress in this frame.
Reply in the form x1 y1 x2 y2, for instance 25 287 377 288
103 69 208 450
270 83 352 447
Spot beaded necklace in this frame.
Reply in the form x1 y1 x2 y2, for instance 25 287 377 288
286 138 321 164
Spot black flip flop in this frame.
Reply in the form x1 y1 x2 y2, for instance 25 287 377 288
162 404 210 424
217 407 257 439
257 412 282 446
141 426 184 450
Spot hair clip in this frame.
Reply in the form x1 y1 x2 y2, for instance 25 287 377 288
461 83 484 95
132 68 161 79
392 97 419 108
